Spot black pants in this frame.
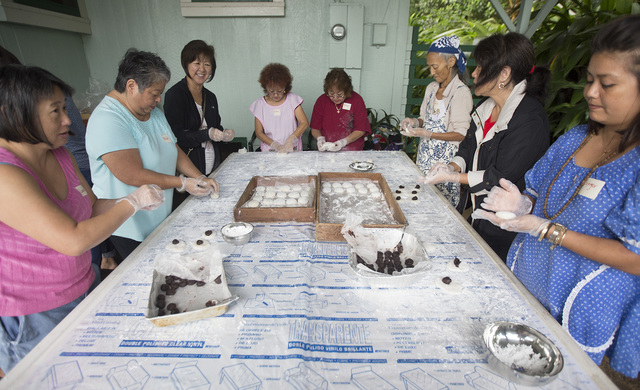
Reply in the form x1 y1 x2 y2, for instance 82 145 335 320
110 235 141 263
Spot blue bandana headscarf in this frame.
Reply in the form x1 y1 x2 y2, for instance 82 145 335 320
428 35 467 74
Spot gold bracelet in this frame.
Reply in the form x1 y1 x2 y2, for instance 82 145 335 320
538 223 551 242
548 223 567 249
558 228 568 247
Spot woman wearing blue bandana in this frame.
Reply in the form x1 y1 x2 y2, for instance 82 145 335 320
400 36 472 207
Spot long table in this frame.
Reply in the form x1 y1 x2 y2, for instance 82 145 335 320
2 151 615 389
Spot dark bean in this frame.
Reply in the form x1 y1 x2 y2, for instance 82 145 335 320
412 196 418 200
453 257 461 267
171 239 180 245
165 276 174 284
179 280 187 287
399 185 405 189
158 309 166 316
405 258 414 266
396 196 401 200
166 289 176 296
205 300 218 307
167 303 177 310
160 284 169 291
171 282 180 289
395 190 402 194
377 251 383 262
196 281 206 287
442 277 452 285
214 275 222 284
187 279 197 285
170 308 180 314
415 184 421 189
196 239 204 245
204 230 214 237
411 190 418 194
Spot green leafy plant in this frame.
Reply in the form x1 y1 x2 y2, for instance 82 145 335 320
531 0 638 139
365 108 402 152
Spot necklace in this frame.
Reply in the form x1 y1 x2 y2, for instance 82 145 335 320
335 103 341 114
543 133 619 220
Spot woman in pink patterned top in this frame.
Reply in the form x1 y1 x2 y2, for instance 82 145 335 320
250 63 309 153
0 65 164 375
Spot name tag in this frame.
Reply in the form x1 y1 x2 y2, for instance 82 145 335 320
162 134 172 143
342 103 352 111
579 178 605 200
75 185 88 197
273 109 281 117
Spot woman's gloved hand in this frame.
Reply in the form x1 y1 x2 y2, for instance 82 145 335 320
208 128 225 142
326 138 347 152
271 141 286 153
198 176 219 195
283 134 298 153
222 129 235 142
472 210 550 237
481 178 533 216
400 117 419 130
178 176 212 196
117 184 165 214
419 163 459 184
317 136 327 151
401 127 432 139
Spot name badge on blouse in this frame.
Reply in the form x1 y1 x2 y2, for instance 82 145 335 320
162 134 172 143
342 103 352 111
273 109 281 117
75 185 88 197
579 178 605 200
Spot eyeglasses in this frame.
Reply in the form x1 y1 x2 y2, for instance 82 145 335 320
327 92 345 99
267 89 285 96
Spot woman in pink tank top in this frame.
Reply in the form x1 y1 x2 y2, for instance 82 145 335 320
0 65 165 376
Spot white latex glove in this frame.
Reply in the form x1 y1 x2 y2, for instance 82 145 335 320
199 176 219 195
400 117 419 130
472 209 550 237
117 184 165 214
271 141 286 153
208 128 225 142
419 163 460 184
481 178 533 216
283 134 297 153
401 127 432 139
178 176 212 196
222 128 235 142
316 136 327 151
325 138 348 152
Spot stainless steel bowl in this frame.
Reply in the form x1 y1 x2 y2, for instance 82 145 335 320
483 321 563 386
349 161 375 172
221 222 254 245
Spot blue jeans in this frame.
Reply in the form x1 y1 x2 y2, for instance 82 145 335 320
0 263 100 374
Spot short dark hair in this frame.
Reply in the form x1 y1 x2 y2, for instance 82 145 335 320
258 63 293 94
0 65 73 144
114 48 170 93
473 32 550 104
323 68 353 98
181 40 216 82
589 14 640 151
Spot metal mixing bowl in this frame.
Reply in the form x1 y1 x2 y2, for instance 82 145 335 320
483 321 564 386
221 222 254 245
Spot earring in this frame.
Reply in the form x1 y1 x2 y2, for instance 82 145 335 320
498 81 506 89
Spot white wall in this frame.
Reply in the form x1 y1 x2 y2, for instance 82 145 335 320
81 0 411 140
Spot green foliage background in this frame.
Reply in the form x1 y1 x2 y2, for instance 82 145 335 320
409 0 639 140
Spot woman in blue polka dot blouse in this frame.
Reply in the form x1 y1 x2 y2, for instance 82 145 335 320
474 15 640 386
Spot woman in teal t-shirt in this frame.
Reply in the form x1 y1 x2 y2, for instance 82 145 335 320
87 49 219 260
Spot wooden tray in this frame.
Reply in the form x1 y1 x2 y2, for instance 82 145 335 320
315 172 406 242
233 175 317 223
